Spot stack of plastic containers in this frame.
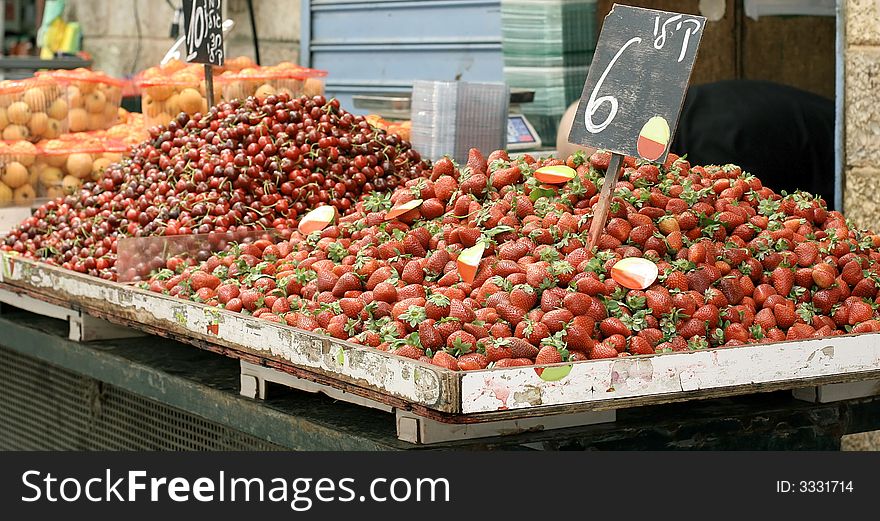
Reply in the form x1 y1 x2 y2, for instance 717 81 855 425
411 80 509 164
501 0 598 141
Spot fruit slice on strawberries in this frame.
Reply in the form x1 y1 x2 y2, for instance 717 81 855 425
384 198 423 221
529 184 558 202
298 205 337 234
534 165 576 185
535 364 573 381
636 116 670 161
457 241 486 284
610 257 659 290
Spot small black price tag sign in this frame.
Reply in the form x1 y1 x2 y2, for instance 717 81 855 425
568 4 705 163
182 0 224 66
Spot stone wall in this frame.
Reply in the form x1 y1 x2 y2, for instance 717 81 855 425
845 0 880 229
64 0 300 77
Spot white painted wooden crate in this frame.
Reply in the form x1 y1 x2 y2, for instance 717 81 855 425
3 251 880 419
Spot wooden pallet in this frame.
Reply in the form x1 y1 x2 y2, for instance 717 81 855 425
0 286 143 342
240 361 616 444
792 379 880 403
3 252 880 430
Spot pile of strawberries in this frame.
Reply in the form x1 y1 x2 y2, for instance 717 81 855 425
142 146 880 370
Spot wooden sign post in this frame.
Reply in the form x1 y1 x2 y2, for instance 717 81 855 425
568 4 705 249
182 0 225 108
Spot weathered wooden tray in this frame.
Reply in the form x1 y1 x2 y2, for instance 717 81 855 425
2 252 880 422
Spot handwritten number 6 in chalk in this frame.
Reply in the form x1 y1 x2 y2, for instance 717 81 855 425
583 36 642 134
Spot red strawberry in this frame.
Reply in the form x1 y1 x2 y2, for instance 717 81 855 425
599 317 631 337
466 148 488 176
420 198 446 219
457 352 490 371
326 315 349 339
394 344 425 360
693 304 720 329
645 289 672 319
565 316 596 351
489 322 513 339
460 173 488 196
216 284 240 304
665 271 689 291
433 175 458 202
485 342 513 362
773 303 797 329
794 242 819 267
240 289 263 312
576 276 608 296
491 165 522 189
852 278 877 298
848 300 873 324
771 267 794 297
317 271 340 292
521 321 551 345
446 330 478 353
418 321 445 351
449 299 476 322
191 271 221 291
431 350 459 370
563 292 592 316
535 345 564 366
542 309 573 333
629 336 655 355
424 250 451 276
525 263 552 288
435 319 462 339
332 272 362 297
431 156 455 180
224 298 243 313
786 323 816 340
724 322 749 343
338 297 362 318
718 277 744 305
811 265 836 289
754 307 777 330
589 342 619 359
373 282 399 303
504 337 539 359
497 302 526 326
679 318 707 339
841 261 863 286
638 328 664 347
400 259 426 285
606 218 632 243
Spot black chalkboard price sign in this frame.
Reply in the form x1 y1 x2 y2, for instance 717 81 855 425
568 4 704 162
569 4 705 249
182 0 225 67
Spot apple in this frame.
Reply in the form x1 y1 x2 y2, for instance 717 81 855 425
298 205 337 235
456 241 485 284
534 164 576 185
384 198 423 221
610 257 659 290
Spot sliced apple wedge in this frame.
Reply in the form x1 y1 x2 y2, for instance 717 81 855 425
384 198 423 221
534 164 576 185
610 257 659 290
457 241 486 284
298 205 337 235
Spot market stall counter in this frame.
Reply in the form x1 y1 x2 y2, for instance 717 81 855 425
2 307 879 451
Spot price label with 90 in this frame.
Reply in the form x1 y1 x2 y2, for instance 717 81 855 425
568 4 705 163
182 0 225 66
